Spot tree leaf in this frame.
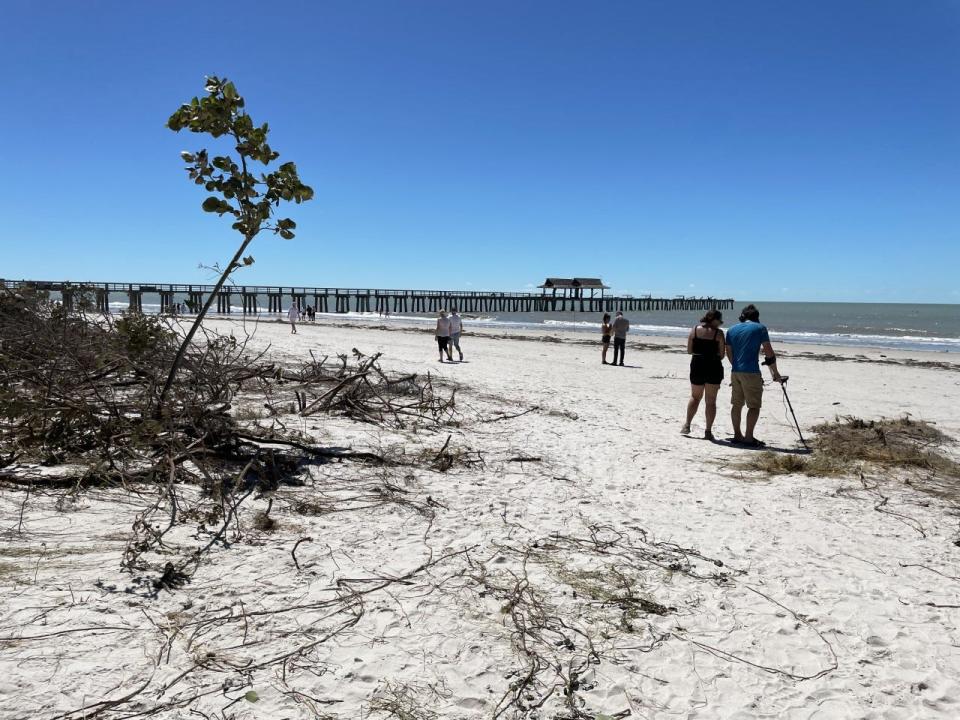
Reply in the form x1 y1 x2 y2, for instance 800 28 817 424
244 690 259 703
201 197 220 212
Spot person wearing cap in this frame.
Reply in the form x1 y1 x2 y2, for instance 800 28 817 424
725 304 783 447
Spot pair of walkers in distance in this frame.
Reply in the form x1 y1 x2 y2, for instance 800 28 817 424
434 309 465 363
679 303 784 446
600 311 631 366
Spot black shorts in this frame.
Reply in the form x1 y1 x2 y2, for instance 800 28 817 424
437 336 449 351
690 356 724 386
601 334 611 344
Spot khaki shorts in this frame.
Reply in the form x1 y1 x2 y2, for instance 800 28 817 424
731 372 763 409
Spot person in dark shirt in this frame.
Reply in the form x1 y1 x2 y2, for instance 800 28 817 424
724 304 783 446
611 312 630 366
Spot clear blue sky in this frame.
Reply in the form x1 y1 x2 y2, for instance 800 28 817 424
1 1 958 302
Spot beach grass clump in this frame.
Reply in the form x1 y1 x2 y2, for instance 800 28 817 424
252 510 279 532
0 561 23 582
812 416 955 473
741 416 960 481
740 451 846 477
368 681 439 720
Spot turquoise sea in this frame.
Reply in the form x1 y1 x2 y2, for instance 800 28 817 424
476 301 960 354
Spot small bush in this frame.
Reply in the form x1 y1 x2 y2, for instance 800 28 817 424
114 313 174 356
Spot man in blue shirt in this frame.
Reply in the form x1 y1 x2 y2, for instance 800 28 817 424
724 304 783 446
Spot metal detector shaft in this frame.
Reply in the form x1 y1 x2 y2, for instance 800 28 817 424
779 378 808 449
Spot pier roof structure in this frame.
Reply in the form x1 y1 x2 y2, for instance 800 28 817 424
537 277 610 298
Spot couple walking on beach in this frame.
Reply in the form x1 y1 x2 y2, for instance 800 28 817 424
435 309 464 362
600 311 630 366
681 304 784 446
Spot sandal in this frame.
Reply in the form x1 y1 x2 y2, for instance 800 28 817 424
703 430 715 441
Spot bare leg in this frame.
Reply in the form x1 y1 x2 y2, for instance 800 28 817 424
683 385 704 432
704 384 720 432
745 408 761 441
602 343 609 363
731 404 744 440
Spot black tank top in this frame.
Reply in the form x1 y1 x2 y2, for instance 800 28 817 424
691 327 719 357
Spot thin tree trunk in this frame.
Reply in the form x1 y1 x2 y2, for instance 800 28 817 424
155 232 257 416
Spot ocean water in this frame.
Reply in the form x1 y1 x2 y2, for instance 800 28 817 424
97 295 959 353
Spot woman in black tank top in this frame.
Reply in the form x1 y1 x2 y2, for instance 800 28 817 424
600 313 612 364
681 309 725 440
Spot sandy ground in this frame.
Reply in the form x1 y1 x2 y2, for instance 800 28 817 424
1 316 959 719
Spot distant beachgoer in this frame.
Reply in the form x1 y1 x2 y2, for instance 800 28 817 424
600 313 612 364
725 304 783 447
287 303 300 334
435 310 452 362
682 309 725 440
611 311 630 366
448 308 464 361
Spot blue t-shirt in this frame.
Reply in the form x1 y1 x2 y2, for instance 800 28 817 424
725 321 770 373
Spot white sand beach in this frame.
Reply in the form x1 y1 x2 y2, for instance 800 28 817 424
2 316 959 719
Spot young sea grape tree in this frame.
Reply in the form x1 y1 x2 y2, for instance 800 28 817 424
157 76 314 412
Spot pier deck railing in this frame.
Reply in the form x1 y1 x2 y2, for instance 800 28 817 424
0 279 734 315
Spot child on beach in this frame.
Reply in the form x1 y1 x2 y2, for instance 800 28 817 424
600 313 612 364
435 310 452 362
681 309 725 440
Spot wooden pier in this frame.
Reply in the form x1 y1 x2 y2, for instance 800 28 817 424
0 279 735 315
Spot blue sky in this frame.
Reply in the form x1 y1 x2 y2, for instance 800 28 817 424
1 1 958 302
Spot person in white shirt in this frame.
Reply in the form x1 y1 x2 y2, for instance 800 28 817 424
287 303 300 334
448 308 464 361
435 310 452 362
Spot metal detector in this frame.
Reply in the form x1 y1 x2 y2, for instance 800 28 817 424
777 376 808 449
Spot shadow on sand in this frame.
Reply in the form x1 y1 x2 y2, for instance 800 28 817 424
709 438 811 455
